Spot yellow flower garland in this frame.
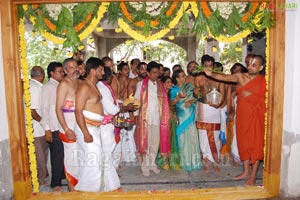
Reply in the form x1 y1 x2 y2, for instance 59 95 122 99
25 3 109 45
19 17 39 193
118 2 191 42
189 2 265 43
263 27 270 173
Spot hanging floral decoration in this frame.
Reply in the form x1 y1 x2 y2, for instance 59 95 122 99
18 16 40 193
118 2 196 42
19 2 109 51
19 2 275 45
108 2 184 37
263 28 270 176
191 2 274 42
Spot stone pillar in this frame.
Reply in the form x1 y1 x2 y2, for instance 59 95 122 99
281 0 300 197
187 36 197 62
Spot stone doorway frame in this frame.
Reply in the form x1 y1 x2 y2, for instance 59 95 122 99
1 0 285 199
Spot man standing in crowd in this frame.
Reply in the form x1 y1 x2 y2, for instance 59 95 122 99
29 66 48 186
56 58 81 191
41 62 65 191
74 57 105 192
134 61 170 176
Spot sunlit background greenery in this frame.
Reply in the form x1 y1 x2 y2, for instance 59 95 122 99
25 31 243 74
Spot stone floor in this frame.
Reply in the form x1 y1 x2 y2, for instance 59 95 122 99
40 160 262 192
118 161 261 191
38 161 300 199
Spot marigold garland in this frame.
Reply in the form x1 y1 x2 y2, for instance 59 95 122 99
118 2 189 42
24 3 109 45
263 27 270 178
19 17 39 193
120 2 179 28
203 2 263 43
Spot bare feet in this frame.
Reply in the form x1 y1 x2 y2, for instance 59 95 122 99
68 184 75 192
233 172 249 180
53 186 62 192
245 176 256 185
112 187 123 192
203 157 210 173
213 164 220 173
203 164 209 173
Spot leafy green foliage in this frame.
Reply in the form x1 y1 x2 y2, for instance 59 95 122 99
219 40 243 71
107 2 122 25
25 32 71 74
191 4 208 40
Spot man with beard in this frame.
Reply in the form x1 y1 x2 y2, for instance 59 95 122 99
56 58 81 191
127 62 147 96
185 61 198 86
77 60 86 80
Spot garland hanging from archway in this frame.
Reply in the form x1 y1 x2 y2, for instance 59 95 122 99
19 2 274 49
20 2 109 50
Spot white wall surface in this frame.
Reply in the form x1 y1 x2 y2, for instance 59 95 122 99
281 1 300 197
0 14 9 141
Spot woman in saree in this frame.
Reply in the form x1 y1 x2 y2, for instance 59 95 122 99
170 69 202 171
156 76 181 170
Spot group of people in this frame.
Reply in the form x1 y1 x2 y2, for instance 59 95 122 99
29 52 266 193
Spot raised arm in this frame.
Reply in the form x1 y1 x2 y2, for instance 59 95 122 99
203 68 239 83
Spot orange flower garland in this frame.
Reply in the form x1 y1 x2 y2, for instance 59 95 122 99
201 2 260 23
120 2 179 28
241 2 260 22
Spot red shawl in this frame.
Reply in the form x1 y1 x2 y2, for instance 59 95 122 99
134 77 170 155
236 75 266 164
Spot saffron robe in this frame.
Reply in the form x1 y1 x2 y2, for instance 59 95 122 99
236 75 266 164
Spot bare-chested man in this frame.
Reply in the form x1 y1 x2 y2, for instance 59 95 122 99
117 61 131 101
56 58 80 191
127 62 147 97
194 55 224 173
102 56 120 100
74 57 105 192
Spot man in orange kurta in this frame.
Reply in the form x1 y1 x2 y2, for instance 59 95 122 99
204 55 266 185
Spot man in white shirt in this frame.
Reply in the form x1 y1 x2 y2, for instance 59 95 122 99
129 58 140 79
41 62 65 191
134 61 170 177
29 66 48 186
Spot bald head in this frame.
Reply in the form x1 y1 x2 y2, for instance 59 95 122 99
30 66 45 83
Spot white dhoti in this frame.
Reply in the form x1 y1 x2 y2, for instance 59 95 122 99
58 109 79 187
74 111 104 192
100 123 121 191
231 97 241 163
121 126 137 162
196 103 221 163
120 112 137 162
